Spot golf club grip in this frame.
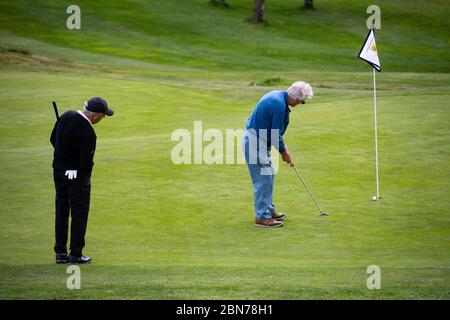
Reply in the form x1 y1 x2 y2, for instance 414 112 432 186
52 101 60 120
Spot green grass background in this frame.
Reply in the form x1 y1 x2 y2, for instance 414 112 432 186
0 0 449 299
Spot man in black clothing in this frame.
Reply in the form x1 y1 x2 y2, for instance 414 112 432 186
50 97 114 264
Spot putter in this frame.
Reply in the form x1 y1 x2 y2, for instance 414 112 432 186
291 164 329 216
52 101 60 120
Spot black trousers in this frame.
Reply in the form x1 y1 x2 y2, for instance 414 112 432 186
53 169 91 257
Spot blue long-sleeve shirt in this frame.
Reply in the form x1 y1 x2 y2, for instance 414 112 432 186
246 90 290 153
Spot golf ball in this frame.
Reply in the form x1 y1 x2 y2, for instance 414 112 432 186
372 196 377 201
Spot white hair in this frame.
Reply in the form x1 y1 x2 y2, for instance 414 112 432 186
287 81 314 101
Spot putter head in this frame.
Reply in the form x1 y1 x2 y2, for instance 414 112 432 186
319 212 329 216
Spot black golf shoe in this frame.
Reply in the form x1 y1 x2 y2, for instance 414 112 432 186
68 255 92 264
56 253 69 264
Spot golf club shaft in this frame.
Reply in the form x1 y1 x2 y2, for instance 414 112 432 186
292 165 323 212
52 101 60 120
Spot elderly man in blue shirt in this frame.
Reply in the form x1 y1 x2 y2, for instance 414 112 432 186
243 81 314 228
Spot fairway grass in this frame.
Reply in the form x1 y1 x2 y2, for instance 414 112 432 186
0 70 448 299
0 0 449 299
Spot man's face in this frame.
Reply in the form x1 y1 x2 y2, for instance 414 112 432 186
92 113 105 124
289 97 305 107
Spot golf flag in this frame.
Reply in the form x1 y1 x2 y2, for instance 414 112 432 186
358 29 381 72
357 28 382 200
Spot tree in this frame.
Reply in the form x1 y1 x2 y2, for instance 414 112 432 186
253 0 265 23
303 0 314 9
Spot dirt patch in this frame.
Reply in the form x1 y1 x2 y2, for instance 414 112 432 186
0 49 114 75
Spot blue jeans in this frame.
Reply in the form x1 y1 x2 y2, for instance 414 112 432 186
243 133 276 220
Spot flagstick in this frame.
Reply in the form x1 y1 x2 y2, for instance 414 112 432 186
373 68 380 200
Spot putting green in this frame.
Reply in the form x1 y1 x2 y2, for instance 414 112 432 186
0 0 449 299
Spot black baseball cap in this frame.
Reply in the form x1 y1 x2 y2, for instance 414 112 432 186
84 97 114 116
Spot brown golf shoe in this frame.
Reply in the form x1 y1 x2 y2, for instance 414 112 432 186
271 212 286 221
255 218 284 228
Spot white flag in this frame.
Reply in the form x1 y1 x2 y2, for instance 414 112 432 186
358 29 381 72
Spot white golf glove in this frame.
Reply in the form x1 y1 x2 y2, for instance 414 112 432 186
65 170 77 180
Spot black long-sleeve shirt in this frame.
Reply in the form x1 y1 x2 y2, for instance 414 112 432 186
50 110 97 174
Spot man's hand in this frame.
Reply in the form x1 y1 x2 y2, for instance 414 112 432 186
65 170 78 180
281 149 294 166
